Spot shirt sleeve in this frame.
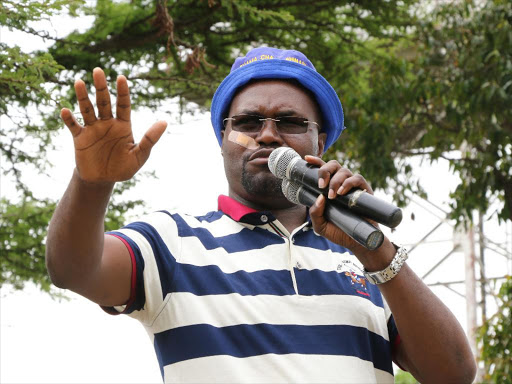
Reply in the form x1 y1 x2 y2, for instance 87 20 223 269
100 211 181 326
101 232 146 316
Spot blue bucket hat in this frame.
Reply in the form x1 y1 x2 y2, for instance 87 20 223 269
210 47 344 152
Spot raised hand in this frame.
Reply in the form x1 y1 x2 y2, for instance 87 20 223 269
60 68 167 183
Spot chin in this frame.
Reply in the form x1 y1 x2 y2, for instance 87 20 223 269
242 171 282 197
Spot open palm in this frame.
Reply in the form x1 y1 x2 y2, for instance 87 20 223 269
61 68 167 183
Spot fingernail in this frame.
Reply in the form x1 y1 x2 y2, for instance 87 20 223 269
338 186 346 195
328 189 335 199
315 194 324 207
318 178 326 189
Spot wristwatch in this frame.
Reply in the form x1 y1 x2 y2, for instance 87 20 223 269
364 244 408 285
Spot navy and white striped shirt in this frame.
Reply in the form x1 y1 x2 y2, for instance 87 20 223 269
105 195 399 383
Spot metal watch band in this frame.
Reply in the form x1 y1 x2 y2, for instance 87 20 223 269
364 244 408 285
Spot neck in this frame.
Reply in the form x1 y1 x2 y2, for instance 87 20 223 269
228 191 308 233
270 204 308 234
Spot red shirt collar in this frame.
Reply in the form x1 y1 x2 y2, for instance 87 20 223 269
218 195 278 225
217 194 313 231
218 195 258 221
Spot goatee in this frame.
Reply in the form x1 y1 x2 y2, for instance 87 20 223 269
241 157 283 197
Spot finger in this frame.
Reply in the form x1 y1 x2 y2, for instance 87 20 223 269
327 168 354 199
305 155 326 187
116 75 131 122
75 79 97 125
93 68 113 120
304 155 325 166
338 174 374 196
309 194 328 234
317 160 342 192
60 108 82 137
136 121 168 160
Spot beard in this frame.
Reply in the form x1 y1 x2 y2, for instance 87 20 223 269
241 157 283 197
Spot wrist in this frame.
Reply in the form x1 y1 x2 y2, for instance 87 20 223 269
364 243 409 285
353 237 396 272
73 168 116 190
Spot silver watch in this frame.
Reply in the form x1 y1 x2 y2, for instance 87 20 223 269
364 244 408 285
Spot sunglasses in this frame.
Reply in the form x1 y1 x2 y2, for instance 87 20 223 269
223 114 319 135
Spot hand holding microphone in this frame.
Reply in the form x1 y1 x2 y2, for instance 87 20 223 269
281 178 384 250
269 147 403 250
269 147 402 228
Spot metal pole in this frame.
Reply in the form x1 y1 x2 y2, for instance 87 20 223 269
463 220 484 381
462 222 478 356
478 212 486 323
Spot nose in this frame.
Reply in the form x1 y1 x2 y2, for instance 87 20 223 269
255 119 284 146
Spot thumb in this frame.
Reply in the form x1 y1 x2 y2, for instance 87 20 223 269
309 194 329 235
60 108 82 137
137 120 167 155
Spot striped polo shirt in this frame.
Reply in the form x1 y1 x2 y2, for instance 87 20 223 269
105 195 399 383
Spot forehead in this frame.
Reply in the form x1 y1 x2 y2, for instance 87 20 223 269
228 79 320 118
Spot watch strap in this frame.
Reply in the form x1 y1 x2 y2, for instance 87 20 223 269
364 244 408 285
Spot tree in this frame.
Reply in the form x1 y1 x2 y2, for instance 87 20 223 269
338 0 512 222
1 0 419 294
3 0 510 293
3 0 511 377
478 276 512 383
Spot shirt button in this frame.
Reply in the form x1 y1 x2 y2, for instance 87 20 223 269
261 215 268 223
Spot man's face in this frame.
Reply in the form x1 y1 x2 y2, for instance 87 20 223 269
221 79 327 208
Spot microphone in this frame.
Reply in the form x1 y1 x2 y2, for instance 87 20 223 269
281 179 384 250
269 147 402 228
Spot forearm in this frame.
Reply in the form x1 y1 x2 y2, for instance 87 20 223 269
358 240 476 383
306 155 476 382
46 169 115 290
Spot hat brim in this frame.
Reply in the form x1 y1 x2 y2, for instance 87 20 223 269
211 60 344 152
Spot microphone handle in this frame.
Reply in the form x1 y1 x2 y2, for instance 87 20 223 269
296 185 384 251
289 161 402 228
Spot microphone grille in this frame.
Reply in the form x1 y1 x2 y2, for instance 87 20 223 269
268 147 300 179
281 178 300 205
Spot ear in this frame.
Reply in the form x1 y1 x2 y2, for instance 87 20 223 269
220 129 225 156
317 132 327 156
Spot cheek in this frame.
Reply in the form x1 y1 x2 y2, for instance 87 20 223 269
222 143 245 176
285 133 320 156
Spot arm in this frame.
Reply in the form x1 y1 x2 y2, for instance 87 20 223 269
46 68 167 307
307 156 477 384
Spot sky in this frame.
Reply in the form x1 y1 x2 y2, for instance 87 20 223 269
2 7 512 384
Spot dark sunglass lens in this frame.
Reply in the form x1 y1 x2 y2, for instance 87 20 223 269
277 117 308 134
232 115 261 133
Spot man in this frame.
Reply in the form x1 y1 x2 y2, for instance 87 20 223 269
46 47 476 383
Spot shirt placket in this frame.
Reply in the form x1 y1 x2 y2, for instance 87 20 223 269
265 219 310 296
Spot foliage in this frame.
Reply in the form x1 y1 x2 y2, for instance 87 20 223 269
1 0 419 294
0 197 56 292
478 276 512 383
394 369 418 384
0 176 147 295
2 0 511 296
413 0 512 222
339 0 512 221
1 0 81 193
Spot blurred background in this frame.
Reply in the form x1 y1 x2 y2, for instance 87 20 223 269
1 1 511 383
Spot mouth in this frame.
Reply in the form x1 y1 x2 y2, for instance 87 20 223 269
247 148 276 165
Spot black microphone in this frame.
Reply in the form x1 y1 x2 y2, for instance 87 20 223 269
281 179 384 250
269 147 402 228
